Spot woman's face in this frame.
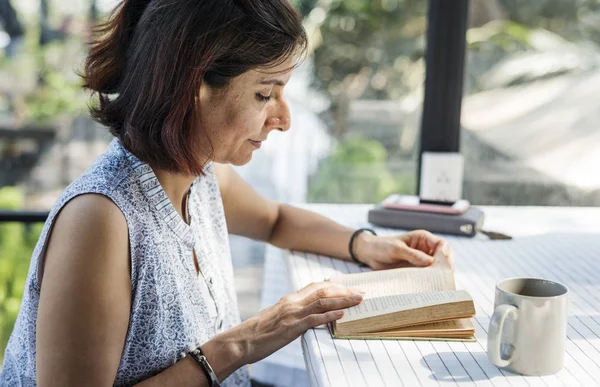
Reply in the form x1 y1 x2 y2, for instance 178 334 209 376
198 57 294 166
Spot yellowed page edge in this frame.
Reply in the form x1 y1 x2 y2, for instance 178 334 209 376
338 290 473 324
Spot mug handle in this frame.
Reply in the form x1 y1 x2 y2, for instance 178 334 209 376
488 304 518 368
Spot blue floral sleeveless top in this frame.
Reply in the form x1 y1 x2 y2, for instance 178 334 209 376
0 139 250 386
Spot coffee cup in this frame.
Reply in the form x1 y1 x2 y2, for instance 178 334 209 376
488 277 568 375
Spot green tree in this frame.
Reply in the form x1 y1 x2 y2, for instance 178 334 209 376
0 187 43 363
308 136 414 203
310 0 427 104
306 0 600 134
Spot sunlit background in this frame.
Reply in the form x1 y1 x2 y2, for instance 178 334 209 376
2 0 600 366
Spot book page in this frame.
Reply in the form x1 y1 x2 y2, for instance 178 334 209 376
338 290 472 323
351 319 475 338
385 318 473 333
329 252 455 297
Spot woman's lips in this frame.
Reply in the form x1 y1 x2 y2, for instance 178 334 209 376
248 140 262 148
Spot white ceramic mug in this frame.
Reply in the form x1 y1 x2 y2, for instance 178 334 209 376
488 277 568 376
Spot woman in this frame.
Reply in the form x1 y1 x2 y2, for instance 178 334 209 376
0 0 453 386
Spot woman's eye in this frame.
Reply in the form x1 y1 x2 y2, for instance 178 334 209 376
256 93 271 102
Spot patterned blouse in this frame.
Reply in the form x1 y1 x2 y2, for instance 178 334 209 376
0 138 250 386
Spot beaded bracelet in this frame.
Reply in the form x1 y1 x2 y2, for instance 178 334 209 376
348 228 377 267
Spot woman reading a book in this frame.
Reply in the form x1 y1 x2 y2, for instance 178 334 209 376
0 0 453 386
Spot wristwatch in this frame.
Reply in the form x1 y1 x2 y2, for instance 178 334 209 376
189 346 221 387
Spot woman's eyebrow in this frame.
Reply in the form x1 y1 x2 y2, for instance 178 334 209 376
257 79 286 86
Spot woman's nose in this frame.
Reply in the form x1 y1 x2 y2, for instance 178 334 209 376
267 102 291 132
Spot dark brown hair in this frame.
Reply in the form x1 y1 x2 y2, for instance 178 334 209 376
83 0 307 175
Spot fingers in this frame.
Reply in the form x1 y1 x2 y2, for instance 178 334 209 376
412 230 442 254
447 251 455 270
403 230 454 268
396 244 434 266
294 281 345 298
302 293 363 317
301 284 363 308
292 282 361 305
434 239 454 269
299 294 364 330
370 260 415 270
285 282 336 303
290 282 365 331
299 310 345 330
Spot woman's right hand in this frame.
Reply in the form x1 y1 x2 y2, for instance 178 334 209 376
198 281 364 383
238 281 364 365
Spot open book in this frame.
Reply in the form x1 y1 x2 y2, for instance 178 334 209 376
328 253 476 341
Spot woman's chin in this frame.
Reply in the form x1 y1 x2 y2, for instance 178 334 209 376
228 152 254 166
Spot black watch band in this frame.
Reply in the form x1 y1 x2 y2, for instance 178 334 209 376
189 346 221 387
348 228 377 267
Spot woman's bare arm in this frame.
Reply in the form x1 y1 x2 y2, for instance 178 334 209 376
214 163 359 260
35 194 244 387
36 194 131 386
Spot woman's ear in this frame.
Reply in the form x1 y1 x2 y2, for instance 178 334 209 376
198 81 210 107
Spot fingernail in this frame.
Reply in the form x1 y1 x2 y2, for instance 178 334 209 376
352 294 364 301
336 310 344 317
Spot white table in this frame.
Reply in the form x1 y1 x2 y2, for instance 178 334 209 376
251 205 600 387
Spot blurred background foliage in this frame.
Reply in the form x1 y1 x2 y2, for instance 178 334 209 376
308 136 415 203
0 187 42 364
296 0 600 203
301 0 600 105
0 2 88 124
3 0 600 205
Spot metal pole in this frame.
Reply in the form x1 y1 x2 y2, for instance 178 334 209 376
89 0 98 23
39 0 50 45
417 0 469 194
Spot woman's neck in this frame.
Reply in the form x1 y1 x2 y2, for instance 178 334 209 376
153 169 196 222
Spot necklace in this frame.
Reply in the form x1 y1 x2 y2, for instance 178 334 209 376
182 189 192 225
182 189 200 275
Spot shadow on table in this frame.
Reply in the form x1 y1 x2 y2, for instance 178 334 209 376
420 351 503 383
453 232 600 289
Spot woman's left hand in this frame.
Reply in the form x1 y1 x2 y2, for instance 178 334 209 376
353 229 454 270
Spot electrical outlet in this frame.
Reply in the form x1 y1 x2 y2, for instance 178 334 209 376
419 152 464 201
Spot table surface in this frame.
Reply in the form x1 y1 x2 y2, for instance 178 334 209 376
252 205 600 387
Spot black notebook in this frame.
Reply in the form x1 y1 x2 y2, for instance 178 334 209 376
367 205 485 237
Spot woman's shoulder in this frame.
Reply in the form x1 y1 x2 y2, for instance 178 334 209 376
56 191 128 238
69 139 134 196
48 193 129 257
51 139 141 214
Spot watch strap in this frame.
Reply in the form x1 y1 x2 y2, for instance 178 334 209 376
189 346 221 387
